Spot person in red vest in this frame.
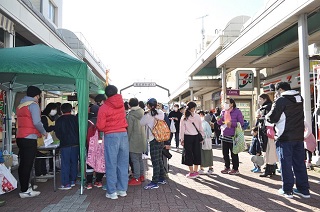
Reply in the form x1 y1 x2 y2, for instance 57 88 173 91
16 86 47 198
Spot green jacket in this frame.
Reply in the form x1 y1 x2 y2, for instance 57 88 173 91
126 106 147 153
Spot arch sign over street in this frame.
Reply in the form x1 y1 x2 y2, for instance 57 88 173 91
120 82 170 97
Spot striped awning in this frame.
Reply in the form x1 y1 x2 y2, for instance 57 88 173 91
0 12 14 35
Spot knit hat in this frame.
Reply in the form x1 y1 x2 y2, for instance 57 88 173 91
27 86 41 97
90 105 99 117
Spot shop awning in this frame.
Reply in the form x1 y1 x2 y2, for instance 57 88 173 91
0 12 14 35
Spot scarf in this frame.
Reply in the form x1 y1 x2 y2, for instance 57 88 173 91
224 108 232 123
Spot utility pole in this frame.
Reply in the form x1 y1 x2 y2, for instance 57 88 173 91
197 14 208 50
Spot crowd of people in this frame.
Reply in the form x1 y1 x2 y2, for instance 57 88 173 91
7 81 315 200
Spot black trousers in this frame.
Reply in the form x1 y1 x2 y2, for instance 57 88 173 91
183 135 201 166
35 151 48 176
86 164 104 183
16 138 37 192
171 131 180 147
222 141 239 170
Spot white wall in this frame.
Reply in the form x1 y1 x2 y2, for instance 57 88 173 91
42 0 62 28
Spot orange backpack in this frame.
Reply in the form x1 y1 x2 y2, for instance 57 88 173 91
152 118 171 142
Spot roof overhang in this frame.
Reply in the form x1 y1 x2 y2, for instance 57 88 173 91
216 0 320 70
169 79 220 102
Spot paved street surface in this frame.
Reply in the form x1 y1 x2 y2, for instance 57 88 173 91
1 145 320 212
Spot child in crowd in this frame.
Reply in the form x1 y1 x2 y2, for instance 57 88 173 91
127 98 146 186
198 111 214 175
248 126 262 173
55 103 79 190
86 105 105 189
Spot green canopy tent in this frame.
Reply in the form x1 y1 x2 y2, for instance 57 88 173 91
0 44 105 194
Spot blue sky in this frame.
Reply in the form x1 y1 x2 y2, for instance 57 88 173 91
62 0 265 103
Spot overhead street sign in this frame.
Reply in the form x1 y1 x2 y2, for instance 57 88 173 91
133 82 156 87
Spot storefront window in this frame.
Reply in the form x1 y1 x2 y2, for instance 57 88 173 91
237 101 251 129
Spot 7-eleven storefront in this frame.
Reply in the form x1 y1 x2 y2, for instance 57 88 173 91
262 62 320 165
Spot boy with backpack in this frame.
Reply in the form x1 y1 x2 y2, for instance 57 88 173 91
86 105 105 189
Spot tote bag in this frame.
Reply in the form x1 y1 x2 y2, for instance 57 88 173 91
170 119 176 133
86 126 105 173
0 164 17 195
202 136 212 150
232 122 246 154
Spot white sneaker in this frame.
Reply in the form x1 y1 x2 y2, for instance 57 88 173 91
117 191 127 197
207 169 214 175
29 183 38 190
19 188 40 198
106 192 118 200
198 169 205 175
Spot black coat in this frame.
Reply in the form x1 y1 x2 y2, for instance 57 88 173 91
55 114 79 148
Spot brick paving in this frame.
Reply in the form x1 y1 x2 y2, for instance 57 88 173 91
1 145 320 212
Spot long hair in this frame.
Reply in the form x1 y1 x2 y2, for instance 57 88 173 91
259 94 272 105
184 101 197 120
228 98 237 108
147 98 158 117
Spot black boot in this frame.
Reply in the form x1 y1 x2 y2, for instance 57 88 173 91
259 164 272 177
270 164 277 175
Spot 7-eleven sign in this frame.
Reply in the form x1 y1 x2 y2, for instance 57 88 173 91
236 70 254 91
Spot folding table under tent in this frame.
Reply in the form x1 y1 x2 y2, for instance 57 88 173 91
0 44 105 194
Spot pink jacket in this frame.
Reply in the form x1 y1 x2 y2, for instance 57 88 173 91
179 113 204 141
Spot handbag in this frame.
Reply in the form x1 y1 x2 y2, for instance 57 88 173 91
170 119 176 133
0 164 17 195
86 127 105 173
232 122 246 154
192 123 203 142
202 136 212 150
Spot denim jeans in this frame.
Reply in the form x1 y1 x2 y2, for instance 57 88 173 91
129 152 144 179
276 141 310 194
60 146 79 186
104 132 129 194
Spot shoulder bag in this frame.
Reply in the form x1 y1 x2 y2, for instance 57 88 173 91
192 122 204 142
